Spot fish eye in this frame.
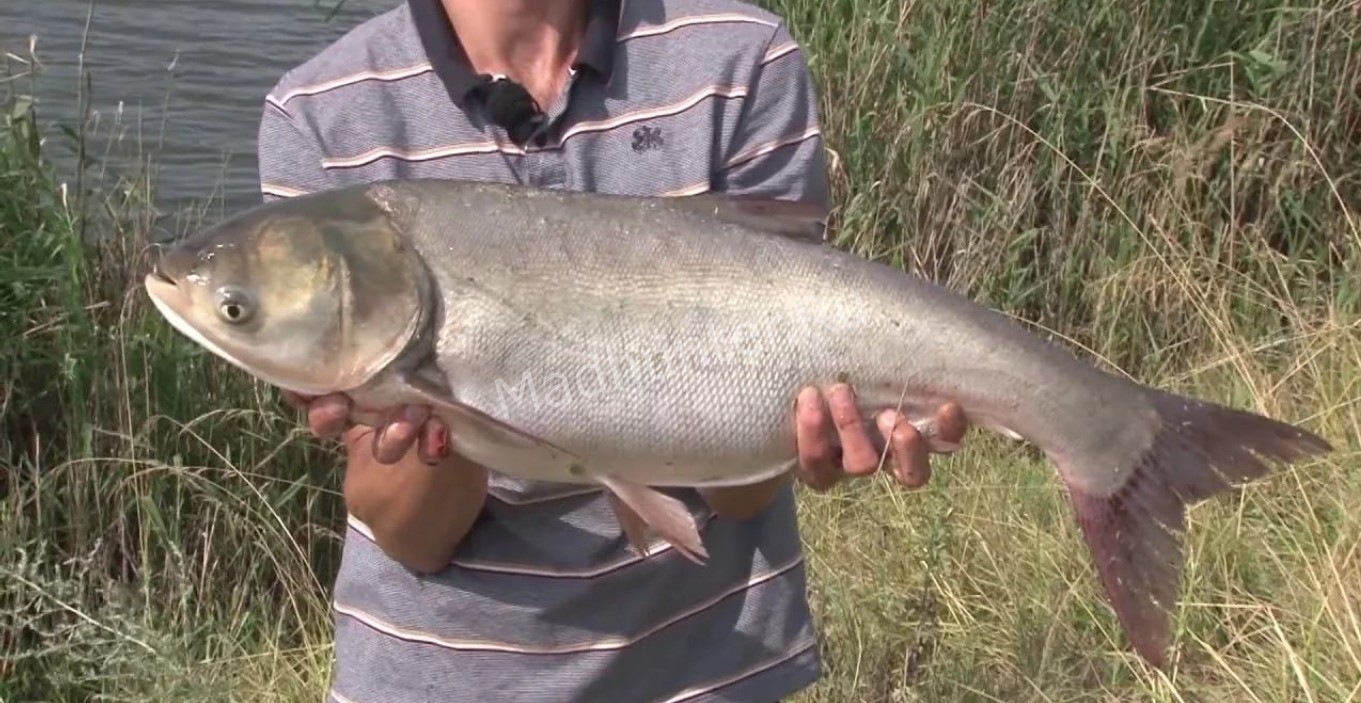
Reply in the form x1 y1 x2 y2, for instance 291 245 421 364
214 288 255 324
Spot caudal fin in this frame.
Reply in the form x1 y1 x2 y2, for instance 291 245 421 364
1059 391 1331 667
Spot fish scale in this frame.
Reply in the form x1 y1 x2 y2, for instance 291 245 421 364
144 177 1333 669
411 186 858 480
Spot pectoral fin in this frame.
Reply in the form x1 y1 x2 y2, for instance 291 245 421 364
395 364 577 459
597 475 708 565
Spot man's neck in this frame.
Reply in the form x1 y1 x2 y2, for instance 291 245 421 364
441 0 589 109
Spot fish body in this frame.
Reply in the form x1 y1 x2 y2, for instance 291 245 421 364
143 179 1331 668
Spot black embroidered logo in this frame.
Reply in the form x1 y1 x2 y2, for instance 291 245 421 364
631 125 664 152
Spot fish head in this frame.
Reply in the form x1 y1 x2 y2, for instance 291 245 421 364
144 186 430 396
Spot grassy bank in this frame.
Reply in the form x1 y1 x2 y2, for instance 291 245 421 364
2 0 1359 700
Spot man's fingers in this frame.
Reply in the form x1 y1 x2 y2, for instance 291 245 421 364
793 387 840 491
306 394 352 438
878 411 930 489
371 405 428 464
934 401 968 450
280 390 312 412
417 416 451 465
827 384 879 476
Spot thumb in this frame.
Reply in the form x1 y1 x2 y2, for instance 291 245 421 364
280 389 314 411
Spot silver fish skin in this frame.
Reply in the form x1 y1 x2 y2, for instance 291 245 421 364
143 178 1332 669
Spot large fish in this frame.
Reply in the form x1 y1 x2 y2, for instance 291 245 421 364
143 179 1330 667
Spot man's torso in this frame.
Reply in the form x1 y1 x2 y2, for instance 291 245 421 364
259 1 826 700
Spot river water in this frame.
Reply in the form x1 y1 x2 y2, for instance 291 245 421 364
0 0 394 215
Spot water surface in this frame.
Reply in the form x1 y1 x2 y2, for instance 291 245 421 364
0 0 394 215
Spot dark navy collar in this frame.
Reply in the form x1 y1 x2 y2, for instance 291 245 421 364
407 0 621 109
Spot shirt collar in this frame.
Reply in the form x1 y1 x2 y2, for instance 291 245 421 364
406 0 622 109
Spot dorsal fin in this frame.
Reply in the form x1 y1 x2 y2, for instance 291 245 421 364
669 193 828 242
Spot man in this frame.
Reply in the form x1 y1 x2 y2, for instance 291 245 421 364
256 1 967 701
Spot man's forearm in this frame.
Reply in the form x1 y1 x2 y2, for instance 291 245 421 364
342 426 490 573
699 470 792 521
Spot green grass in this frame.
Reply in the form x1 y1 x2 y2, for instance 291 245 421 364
2 0 1359 700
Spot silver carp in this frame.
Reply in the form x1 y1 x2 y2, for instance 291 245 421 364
143 179 1331 667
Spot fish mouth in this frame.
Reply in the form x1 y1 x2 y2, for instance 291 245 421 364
149 267 176 287
143 270 182 312
144 245 184 302
144 241 198 293
143 267 178 302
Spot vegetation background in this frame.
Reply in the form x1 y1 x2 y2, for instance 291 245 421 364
2 0 1358 700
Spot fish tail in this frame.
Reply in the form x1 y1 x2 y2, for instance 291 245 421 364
1056 390 1331 667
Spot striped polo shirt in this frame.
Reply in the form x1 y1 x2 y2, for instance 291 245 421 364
255 1 829 701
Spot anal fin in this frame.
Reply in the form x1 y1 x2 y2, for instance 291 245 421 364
597 475 708 565
606 492 656 560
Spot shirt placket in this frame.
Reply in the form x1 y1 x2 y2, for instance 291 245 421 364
523 69 580 190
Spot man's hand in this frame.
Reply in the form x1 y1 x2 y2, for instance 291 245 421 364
700 384 969 521
281 390 482 574
280 390 451 464
794 383 968 492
